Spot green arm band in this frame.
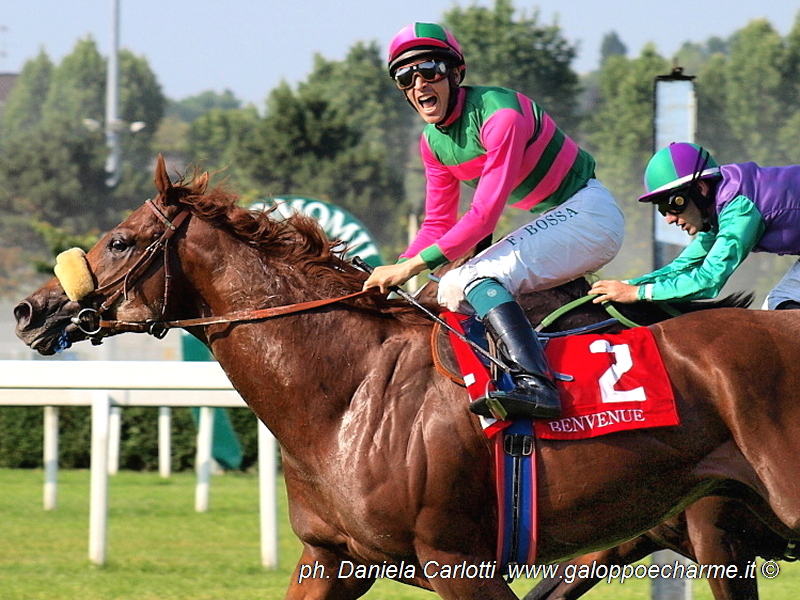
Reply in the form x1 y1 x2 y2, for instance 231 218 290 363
419 244 449 270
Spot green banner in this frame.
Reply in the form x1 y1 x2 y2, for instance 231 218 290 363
182 334 243 471
253 196 383 266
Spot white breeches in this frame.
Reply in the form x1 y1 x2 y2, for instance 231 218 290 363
438 179 625 313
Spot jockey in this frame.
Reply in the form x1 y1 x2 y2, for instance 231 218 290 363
591 142 800 310
363 22 625 420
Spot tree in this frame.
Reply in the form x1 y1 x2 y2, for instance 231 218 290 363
167 89 242 122
696 54 736 162
111 49 167 212
585 46 670 277
775 11 800 165
0 38 166 232
238 82 341 192
0 49 53 140
723 19 787 165
237 81 404 248
443 0 581 131
156 90 245 171
1 116 106 229
588 47 669 197
40 37 106 124
0 38 167 298
299 42 413 178
186 105 261 200
189 107 259 167
231 42 410 253
3 39 100 230
600 31 627 65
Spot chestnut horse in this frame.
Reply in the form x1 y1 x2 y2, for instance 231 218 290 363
488 281 797 600
423 276 797 600
522 495 795 600
14 156 800 600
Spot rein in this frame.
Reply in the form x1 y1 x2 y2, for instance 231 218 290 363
536 295 640 331
72 196 382 339
97 288 379 335
535 295 682 332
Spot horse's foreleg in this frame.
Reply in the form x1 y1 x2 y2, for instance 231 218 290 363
702 568 758 600
684 499 759 600
284 547 375 600
520 534 664 600
416 549 518 600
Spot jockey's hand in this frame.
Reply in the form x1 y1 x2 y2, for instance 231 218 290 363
362 256 426 294
590 280 640 304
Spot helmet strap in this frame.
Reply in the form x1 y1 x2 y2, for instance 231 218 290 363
438 70 464 126
698 178 720 231
401 67 464 126
686 147 716 232
670 180 716 232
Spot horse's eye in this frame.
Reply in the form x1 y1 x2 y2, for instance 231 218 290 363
109 238 129 253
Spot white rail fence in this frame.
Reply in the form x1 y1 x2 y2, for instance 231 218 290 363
0 360 278 567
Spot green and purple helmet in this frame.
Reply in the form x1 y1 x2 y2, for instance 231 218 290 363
638 142 720 203
387 22 465 76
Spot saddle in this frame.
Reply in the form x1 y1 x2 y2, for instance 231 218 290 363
431 311 679 570
431 317 483 387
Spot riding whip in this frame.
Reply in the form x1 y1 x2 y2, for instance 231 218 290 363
352 256 509 372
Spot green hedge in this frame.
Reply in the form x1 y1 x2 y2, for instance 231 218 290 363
0 406 261 471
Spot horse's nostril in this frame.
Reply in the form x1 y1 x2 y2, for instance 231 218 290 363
13 300 33 329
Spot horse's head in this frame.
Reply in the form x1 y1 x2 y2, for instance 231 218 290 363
15 155 208 355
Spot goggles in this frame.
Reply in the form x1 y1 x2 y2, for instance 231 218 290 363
393 60 449 89
656 191 689 216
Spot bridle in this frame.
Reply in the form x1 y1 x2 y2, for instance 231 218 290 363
71 198 189 339
71 197 377 341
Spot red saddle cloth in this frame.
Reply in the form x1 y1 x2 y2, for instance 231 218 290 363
535 327 679 440
441 313 678 439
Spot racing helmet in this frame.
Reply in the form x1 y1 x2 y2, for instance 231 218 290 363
387 22 465 77
638 142 720 203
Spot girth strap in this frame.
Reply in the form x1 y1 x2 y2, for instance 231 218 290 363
504 432 534 569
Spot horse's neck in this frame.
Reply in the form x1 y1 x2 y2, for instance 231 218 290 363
181 240 412 452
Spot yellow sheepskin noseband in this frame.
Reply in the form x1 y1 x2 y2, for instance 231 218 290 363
54 248 95 302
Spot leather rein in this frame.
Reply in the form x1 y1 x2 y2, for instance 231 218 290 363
72 198 377 339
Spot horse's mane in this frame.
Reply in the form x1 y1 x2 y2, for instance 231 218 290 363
169 181 425 321
166 178 754 328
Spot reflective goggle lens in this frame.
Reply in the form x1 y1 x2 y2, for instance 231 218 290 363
394 60 448 89
657 193 688 216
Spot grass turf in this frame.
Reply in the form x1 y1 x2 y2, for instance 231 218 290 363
0 469 797 599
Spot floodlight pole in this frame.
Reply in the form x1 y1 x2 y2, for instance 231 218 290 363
650 67 696 600
652 67 696 270
105 0 121 188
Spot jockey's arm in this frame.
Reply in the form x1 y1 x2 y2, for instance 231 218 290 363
363 255 427 294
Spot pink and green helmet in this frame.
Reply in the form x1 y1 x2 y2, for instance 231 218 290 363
387 22 465 76
638 142 720 203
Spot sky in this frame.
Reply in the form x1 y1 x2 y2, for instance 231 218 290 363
1 1 798 106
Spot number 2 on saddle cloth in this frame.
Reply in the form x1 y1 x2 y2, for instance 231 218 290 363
437 312 678 573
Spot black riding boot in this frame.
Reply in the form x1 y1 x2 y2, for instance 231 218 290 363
775 300 800 310
469 301 561 420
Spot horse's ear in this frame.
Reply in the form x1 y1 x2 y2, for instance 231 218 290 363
192 172 209 195
154 154 172 196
